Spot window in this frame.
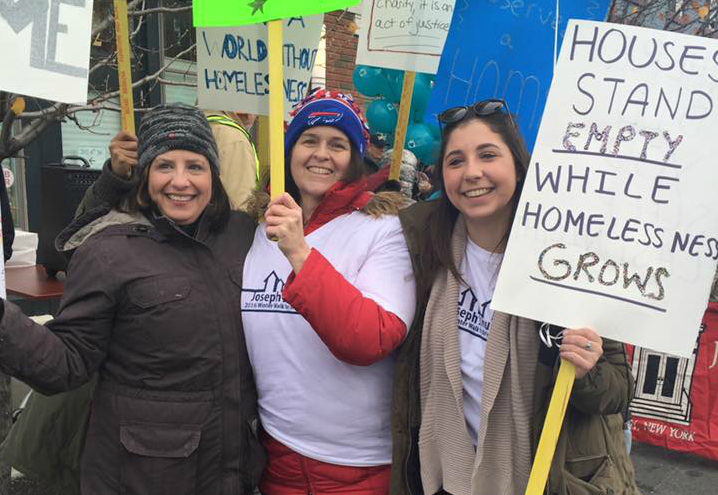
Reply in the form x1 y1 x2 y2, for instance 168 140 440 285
160 1 197 104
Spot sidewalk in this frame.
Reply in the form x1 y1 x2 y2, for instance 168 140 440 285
632 441 718 494
7 440 718 494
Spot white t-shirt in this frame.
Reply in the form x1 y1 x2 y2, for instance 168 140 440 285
242 212 416 466
458 238 503 445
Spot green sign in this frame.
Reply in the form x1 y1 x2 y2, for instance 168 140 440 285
193 0 361 27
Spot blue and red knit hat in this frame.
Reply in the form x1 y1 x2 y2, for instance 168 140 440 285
285 89 370 157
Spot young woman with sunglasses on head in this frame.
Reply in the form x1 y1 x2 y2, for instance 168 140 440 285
390 100 640 495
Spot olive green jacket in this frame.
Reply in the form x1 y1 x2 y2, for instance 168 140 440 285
391 200 640 495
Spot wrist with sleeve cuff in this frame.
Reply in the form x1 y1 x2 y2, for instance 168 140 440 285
92 160 138 205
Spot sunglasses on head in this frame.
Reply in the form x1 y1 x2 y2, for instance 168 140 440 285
437 99 516 130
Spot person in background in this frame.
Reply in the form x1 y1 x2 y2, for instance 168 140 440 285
246 89 415 495
415 169 434 199
0 161 14 261
205 110 260 211
391 99 639 495
366 147 422 203
0 104 263 495
363 133 386 173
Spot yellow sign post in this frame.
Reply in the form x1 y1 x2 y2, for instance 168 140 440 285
524 359 576 495
113 0 135 134
388 71 415 182
267 21 284 199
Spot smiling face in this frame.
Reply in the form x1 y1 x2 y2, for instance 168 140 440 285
289 126 352 205
148 149 212 225
442 119 518 238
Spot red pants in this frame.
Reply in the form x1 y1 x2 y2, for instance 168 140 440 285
259 432 391 495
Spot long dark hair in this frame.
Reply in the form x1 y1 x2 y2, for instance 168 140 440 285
122 160 230 233
416 111 530 288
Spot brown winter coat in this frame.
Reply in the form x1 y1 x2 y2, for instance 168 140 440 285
391 200 640 495
0 206 264 495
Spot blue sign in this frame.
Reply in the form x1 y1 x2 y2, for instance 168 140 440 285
427 0 611 151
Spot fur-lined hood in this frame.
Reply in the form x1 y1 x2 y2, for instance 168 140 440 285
247 180 408 228
55 206 151 254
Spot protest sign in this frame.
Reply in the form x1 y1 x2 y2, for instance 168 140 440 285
426 0 610 151
355 0 456 74
197 15 323 119
0 0 93 104
193 0 359 27
492 20 718 358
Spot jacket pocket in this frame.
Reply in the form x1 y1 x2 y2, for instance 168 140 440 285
563 455 621 495
119 423 201 495
127 276 191 309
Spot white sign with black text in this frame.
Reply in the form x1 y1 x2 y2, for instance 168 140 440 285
492 20 718 358
197 15 323 118
355 0 456 74
0 0 93 104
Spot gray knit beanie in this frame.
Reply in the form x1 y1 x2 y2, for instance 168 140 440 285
137 103 219 174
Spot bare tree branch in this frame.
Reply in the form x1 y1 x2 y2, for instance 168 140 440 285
20 41 197 121
130 5 192 16
0 104 17 148
157 77 196 88
7 103 67 156
92 0 145 38
664 0 691 30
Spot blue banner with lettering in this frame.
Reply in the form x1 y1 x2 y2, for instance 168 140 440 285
427 0 611 151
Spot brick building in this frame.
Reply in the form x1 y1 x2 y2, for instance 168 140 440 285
324 10 361 98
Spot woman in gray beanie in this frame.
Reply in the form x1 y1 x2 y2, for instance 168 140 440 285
0 104 264 495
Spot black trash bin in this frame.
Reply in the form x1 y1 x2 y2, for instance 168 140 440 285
37 156 100 277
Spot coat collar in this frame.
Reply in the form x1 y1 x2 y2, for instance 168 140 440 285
303 179 372 236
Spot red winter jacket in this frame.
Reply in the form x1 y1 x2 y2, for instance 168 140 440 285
281 179 408 366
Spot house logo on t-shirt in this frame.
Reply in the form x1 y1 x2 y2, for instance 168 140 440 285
458 288 490 341
241 271 298 315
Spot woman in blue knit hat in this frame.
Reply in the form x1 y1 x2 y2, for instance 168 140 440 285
243 89 416 495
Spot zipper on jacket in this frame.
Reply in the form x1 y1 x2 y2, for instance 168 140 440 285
404 362 418 495
404 441 414 495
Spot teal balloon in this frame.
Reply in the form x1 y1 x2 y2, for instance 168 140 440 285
410 73 432 121
385 70 405 104
352 65 391 98
428 123 441 140
404 123 438 164
385 71 434 117
366 99 398 134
